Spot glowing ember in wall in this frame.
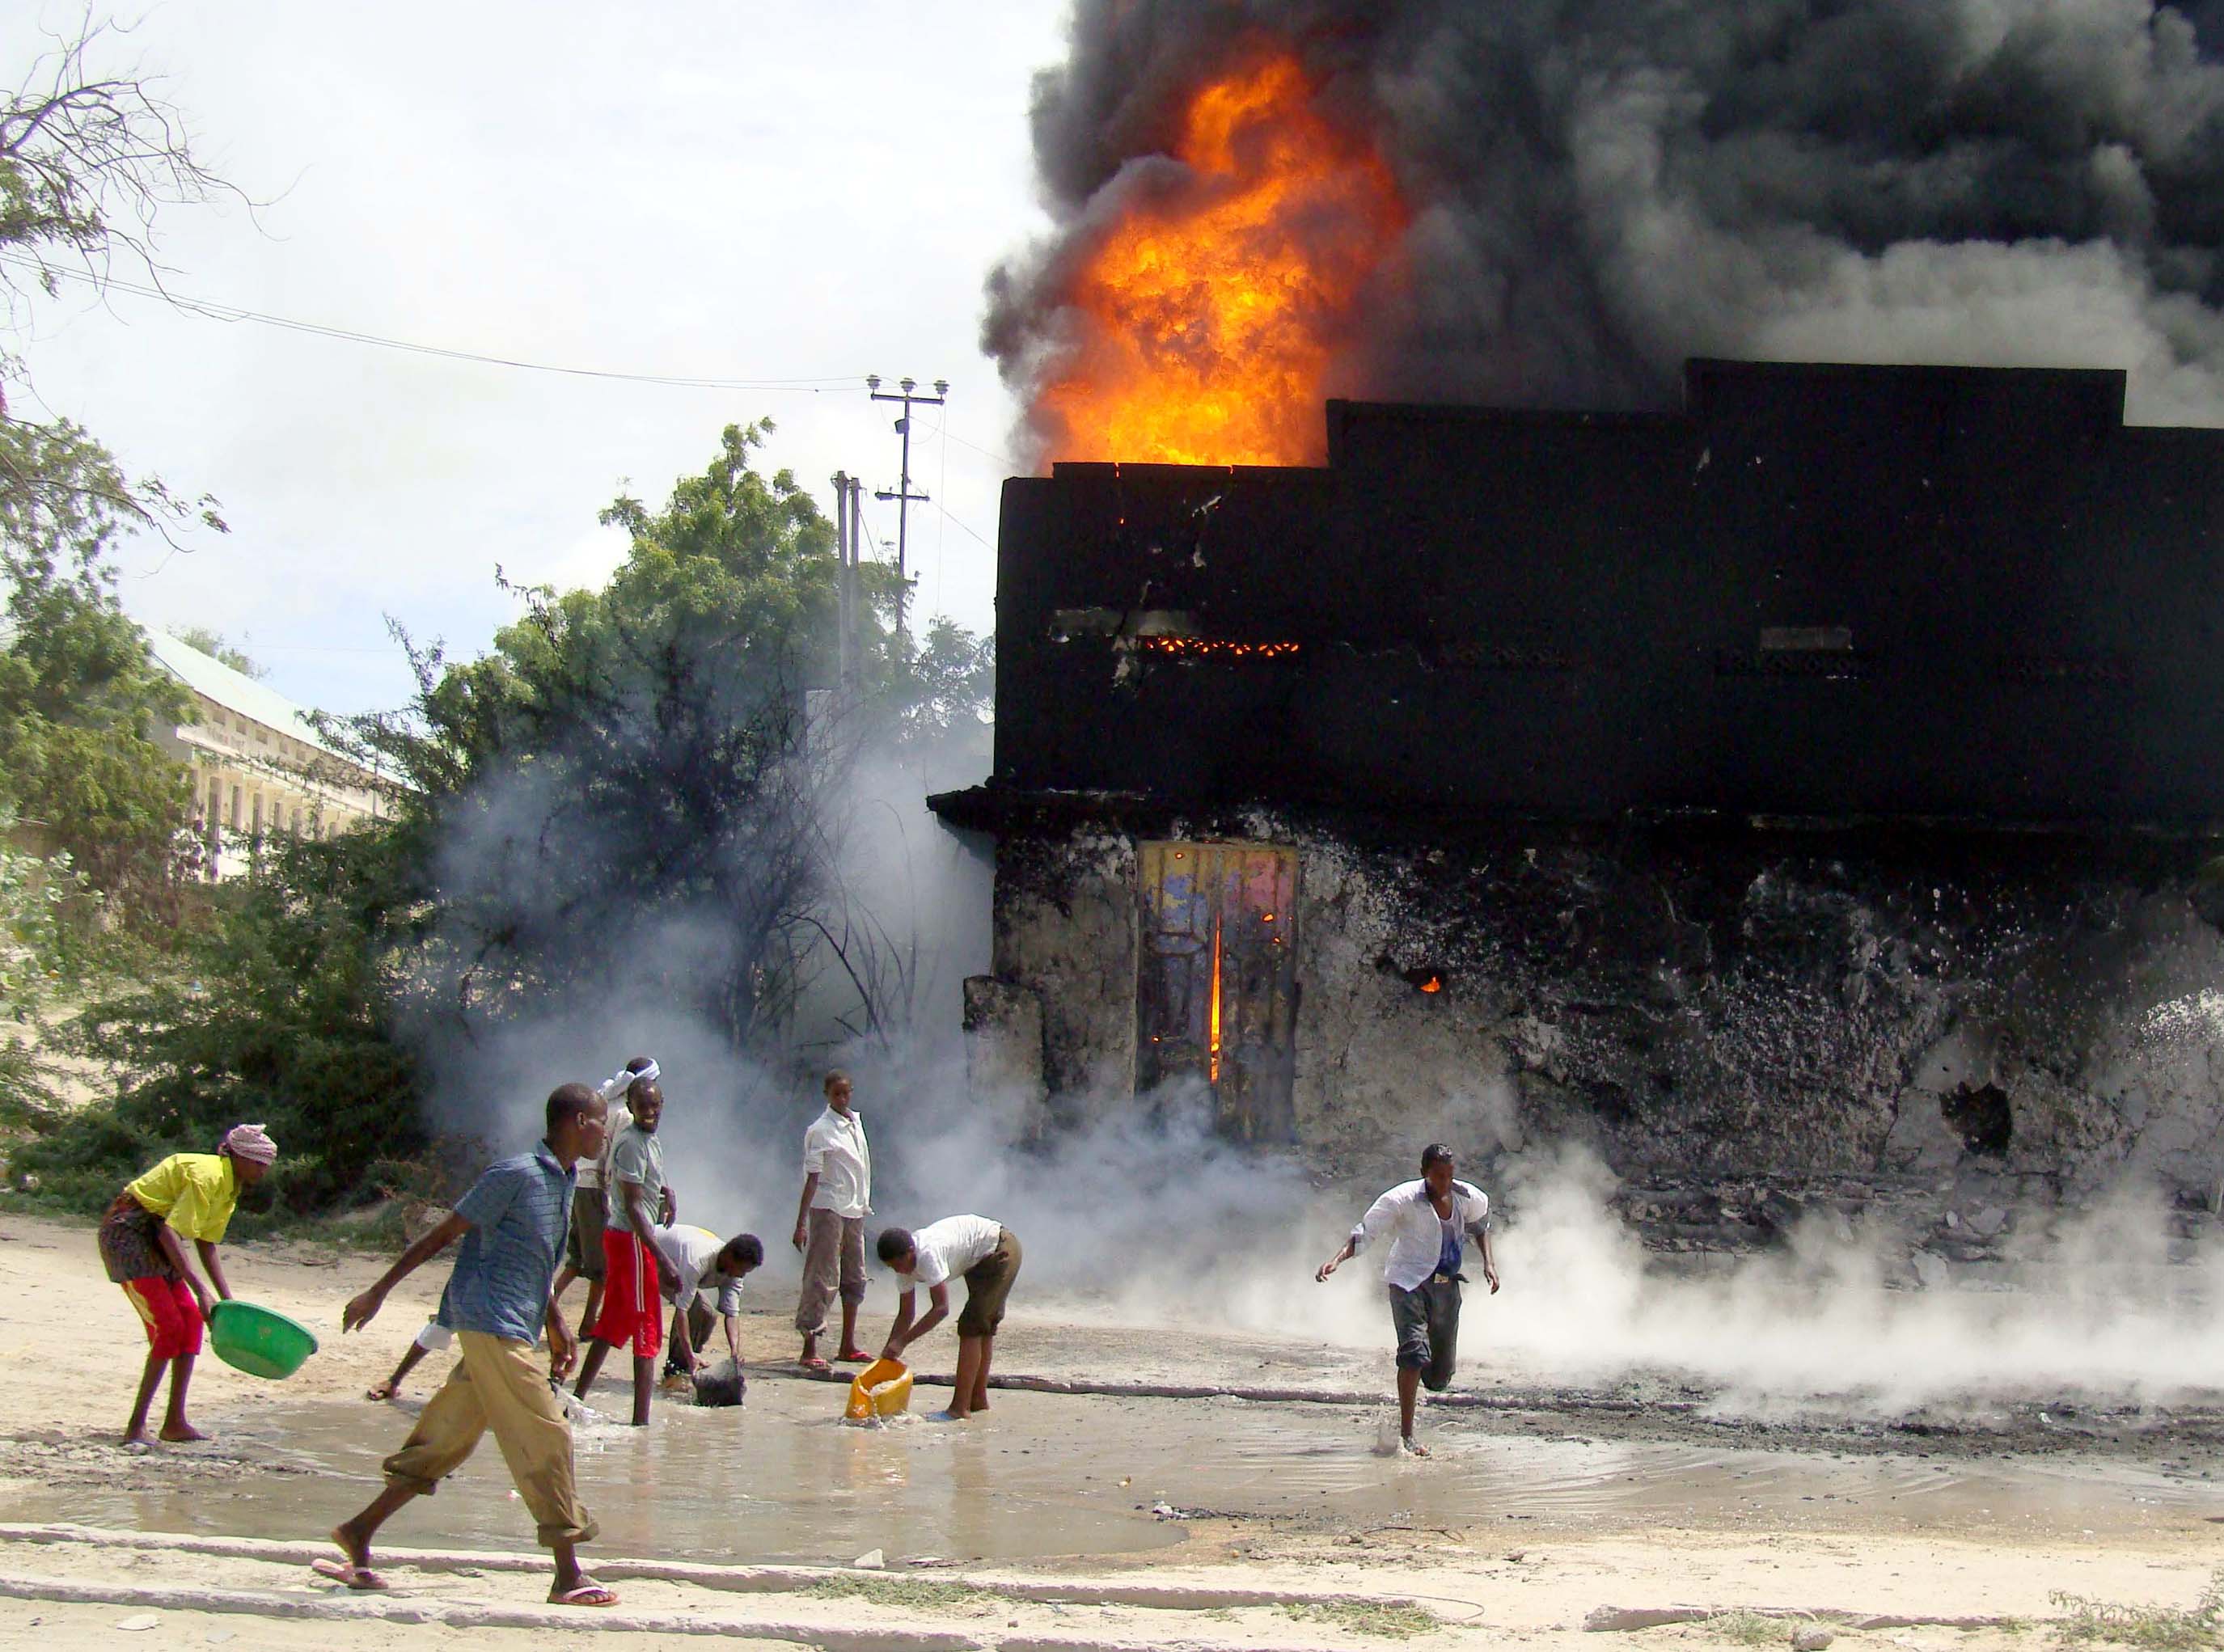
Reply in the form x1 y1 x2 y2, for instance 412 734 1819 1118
1208 917 1224 1083
1038 50 1406 467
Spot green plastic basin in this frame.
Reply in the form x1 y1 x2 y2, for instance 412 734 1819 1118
208 1299 319 1379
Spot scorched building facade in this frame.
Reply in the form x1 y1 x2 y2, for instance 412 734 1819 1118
932 361 2224 1244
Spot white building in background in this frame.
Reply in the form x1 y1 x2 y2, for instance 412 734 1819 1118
142 631 393 879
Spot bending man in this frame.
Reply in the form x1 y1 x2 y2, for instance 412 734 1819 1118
99 1122 279 1444
877 1215 1020 1422
1316 1143 1499 1457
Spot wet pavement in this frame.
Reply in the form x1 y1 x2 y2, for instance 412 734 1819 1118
2 1371 2213 1565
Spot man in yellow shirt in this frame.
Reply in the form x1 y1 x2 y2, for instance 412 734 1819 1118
97 1124 278 1444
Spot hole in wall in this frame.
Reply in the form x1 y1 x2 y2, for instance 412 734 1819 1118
1941 1082 2013 1156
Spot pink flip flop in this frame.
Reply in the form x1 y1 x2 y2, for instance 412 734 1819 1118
552 1579 619 1608
311 1557 391 1591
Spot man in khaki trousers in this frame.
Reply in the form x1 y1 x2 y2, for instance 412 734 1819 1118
320 1084 615 1607
792 1070 872 1370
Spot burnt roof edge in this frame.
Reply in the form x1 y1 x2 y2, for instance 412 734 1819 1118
925 783 2224 851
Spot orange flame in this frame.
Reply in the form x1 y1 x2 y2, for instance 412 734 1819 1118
1039 50 1406 467
1208 917 1224 1083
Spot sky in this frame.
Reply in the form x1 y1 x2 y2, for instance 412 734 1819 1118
3 2 1070 716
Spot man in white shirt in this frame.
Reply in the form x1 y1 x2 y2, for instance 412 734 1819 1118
790 1070 872 1371
653 1223 762 1388
876 1214 1019 1422
1316 1143 1499 1456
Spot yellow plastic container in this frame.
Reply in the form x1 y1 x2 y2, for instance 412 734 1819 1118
844 1358 913 1422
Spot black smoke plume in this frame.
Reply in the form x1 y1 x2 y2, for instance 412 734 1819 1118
986 1 2224 447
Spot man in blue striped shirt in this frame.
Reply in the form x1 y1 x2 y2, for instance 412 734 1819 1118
318 1084 619 1608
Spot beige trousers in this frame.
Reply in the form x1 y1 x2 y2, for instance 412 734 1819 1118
382 1329 598 1548
794 1208 867 1335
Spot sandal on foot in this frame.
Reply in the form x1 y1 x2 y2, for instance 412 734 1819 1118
311 1557 391 1591
797 1355 832 1373
552 1579 618 1608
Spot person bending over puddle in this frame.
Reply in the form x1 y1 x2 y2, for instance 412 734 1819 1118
653 1223 763 1390
325 1084 615 1608
876 1215 1021 1422
99 1122 279 1445
1316 1143 1499 1457
572 1065 682 1426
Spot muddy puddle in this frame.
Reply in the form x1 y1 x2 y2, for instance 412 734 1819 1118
4 1375 2212 1564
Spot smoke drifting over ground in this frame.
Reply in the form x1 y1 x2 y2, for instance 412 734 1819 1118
988 1 2224 448
401 743 2224 1418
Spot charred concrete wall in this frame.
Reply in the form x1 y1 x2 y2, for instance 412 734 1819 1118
966 805 2224 1259
945 359 2224 1257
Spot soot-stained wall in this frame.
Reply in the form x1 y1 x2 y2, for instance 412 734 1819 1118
937 359 2224 1249
958 802 2224 1260
994 360 2224 827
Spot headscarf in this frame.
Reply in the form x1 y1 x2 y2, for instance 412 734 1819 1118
221 1122 279 1165
600 1058 659 1102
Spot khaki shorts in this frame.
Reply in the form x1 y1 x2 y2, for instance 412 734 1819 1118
955 1227 1021 1338
564 1192 607 1281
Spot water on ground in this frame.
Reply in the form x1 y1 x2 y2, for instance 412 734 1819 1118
5 1371 2213 1565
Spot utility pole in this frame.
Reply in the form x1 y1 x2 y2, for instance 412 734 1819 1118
831 471 853 685
867 373 946 643
831 471 866 685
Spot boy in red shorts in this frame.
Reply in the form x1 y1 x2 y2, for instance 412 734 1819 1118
571 1071 677 1425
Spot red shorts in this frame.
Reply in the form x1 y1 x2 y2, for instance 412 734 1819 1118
121 1276 203 1361
591 1227 662 1359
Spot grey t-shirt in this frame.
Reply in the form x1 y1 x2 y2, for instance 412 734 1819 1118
603 1123 666 1234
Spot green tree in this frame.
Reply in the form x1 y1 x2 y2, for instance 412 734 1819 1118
0 801 99 1123
40 826 426 1212
352 420 882 1046
171 625 264 679
0 20 234 918
22 420 994 1212
0 524 194 911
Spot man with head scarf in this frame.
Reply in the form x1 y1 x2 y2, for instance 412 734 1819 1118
98 1122 278 1444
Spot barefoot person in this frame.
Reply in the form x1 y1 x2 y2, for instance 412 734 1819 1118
99 1123 279 1445
572 1067 680 1426
792 1070 872 1371
323 1083 613 1606
550 1058 643 1340
366 1295 453 1401
876 1216 1020 1422
1315 1143 1500 1457
655 1224 763 1390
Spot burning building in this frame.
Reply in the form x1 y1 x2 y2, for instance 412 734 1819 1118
945 3 2224 1254
931 359 2224 1251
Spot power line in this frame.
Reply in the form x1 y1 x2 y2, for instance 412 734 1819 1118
2 254 865 392
939 424 1021 470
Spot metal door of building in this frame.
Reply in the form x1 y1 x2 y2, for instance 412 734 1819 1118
1135 841 1299 1142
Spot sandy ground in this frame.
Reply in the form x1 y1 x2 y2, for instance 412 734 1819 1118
2 1209 2221 1650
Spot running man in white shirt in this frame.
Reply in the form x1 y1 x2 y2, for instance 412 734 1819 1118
1316 1143 1499 1456
791 1070 872 1371
876 1215 1020 1422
